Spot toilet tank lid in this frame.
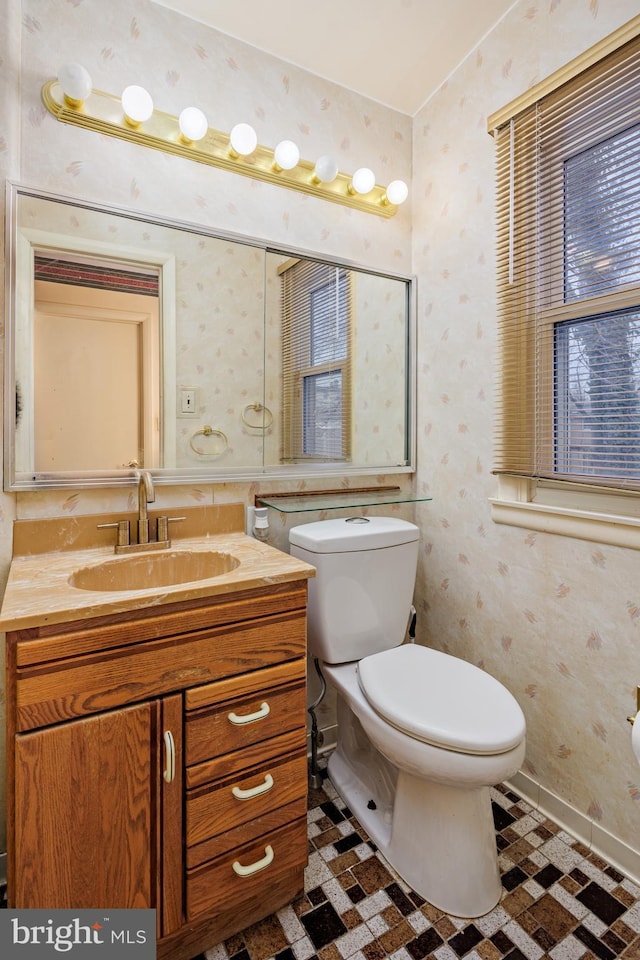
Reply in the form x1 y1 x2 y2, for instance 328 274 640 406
289 516 419 553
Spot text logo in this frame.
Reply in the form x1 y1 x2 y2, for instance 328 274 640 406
0 910 156 958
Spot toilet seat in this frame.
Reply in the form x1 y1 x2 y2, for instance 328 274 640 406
357 644 526 756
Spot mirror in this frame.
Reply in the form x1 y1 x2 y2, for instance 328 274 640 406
6 182 415 490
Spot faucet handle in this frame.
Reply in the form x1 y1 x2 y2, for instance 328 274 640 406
156 516 186 542
97 520 131 548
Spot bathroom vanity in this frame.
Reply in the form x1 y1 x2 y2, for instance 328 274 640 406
2 504 314 960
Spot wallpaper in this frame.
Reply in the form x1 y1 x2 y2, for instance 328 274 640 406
412 0 640 868
0 0 413 857
0 0 639 887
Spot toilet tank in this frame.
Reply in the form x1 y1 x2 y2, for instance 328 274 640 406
289 517 419 664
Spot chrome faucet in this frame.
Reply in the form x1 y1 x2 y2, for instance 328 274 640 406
136 470 155 544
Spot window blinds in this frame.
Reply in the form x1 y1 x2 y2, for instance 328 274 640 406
493 31 640 490
280 259 352 462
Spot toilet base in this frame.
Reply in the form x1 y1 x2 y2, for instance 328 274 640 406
322 661 524 918
328 746 502 918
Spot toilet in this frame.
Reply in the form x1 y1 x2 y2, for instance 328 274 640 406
289 516 526 918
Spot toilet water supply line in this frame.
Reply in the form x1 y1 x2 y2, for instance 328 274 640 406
308 658 327 789
306 605 417 788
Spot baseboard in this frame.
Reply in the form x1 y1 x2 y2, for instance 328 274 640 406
507 770 640 888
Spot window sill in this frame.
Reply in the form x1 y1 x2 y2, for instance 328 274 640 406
490 476 640 550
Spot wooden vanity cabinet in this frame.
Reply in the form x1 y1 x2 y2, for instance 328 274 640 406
7 581 309 960
12 697 179 916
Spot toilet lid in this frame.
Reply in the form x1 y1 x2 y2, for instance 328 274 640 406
357 644 526 755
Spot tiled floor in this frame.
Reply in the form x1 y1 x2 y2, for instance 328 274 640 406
199 764 640 960
2 764 640 960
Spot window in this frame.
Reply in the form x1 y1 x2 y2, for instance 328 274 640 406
555 121 640 483
490 24 640 545
280 260 352 461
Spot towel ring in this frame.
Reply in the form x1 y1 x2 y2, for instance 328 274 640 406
190 425 228 457
241 403 273 431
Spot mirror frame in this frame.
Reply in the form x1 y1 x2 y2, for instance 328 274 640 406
5 181 417 491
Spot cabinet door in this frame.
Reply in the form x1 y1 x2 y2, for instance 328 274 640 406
14 701 160 909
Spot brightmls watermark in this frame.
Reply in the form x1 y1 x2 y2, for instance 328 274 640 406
0 910 156 958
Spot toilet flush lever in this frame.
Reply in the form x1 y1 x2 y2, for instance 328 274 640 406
626 685 640 725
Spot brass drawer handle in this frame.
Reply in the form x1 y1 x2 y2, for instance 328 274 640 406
228 702 270 725
231 773 274 801
232 844 274 877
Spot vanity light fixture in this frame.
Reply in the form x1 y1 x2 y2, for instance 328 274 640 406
57 62 92 106
273 139 300 172
178 106 208 144
121 85 154 127
349 167 376 196
383 179 410 206
45 63 409 217
311 155 339 185
229 122 258 158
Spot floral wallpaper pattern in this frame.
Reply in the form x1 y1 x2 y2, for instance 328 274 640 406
0 0 413 857
412 0 640 871
0 0 639 885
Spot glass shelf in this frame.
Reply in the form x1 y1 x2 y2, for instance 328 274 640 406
256 491 432 514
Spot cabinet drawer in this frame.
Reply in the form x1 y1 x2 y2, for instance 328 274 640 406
186 797 306 869
186 726 306 790
15 583 308 667
186 751 307 847
15 610 306 731
186 817 307 921
185 674 306 766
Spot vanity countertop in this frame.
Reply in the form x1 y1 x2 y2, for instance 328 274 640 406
0 503 315 632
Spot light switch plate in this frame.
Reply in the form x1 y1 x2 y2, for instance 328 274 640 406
178 387 198 417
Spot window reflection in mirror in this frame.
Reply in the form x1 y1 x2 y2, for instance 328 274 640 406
6 183 414 490
265 253 410 470
279 260 353 462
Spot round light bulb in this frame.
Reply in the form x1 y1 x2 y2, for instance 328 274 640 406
351 167 376 195
385 179 409 205
313 155 339 184
229 122 257 156
58 62 92 105
121 85 153 125
273 139 300 171
178 106 208 143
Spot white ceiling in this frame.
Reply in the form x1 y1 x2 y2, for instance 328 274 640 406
151 0 516 116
